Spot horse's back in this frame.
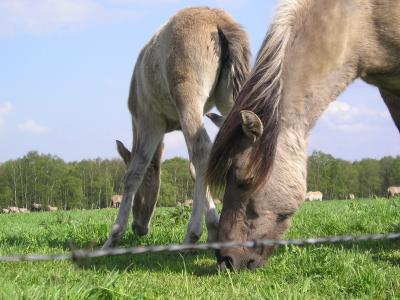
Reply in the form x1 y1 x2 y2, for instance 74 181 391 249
130 7 245 123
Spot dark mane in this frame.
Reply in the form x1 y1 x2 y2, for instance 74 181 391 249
207 4 297 193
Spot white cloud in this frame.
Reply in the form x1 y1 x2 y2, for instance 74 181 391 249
321 101 390 132
0 102 13 129
0 0 136 35
0 0 249 35
18 120 49 134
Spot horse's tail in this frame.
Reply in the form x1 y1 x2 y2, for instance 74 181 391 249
217 23 251 100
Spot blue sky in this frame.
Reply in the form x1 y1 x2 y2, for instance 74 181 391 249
0 0 399 163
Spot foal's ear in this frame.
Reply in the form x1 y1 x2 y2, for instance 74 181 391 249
206 112 225 128
116 140 131 166
240 110 264 142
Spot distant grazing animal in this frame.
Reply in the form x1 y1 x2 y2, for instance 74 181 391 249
183 199 193 206
103 7 251 248
47 205 58 211
305 191 323 202
2 208 10 214
387 187 400 198
111 195 123 208
206 0 400 270
348 193 355 200
8 207 19 213
19 208 30 213
32 203 43 211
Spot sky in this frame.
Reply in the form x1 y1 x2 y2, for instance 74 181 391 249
0 0 399 163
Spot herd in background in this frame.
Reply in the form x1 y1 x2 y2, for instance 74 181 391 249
305 186 400 201
110 195 222 208
2 186 399 213
1 203 58 214
1 188 399 213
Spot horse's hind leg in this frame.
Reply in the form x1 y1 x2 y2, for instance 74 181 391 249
132 141 163 236
103 122 165 248
178 100 218 244
380 88 400 132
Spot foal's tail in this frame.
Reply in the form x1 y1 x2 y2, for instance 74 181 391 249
217 23 251 100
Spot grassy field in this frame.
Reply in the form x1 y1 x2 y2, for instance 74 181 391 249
0 198 399 299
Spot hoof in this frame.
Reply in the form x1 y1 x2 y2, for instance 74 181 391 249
133 222 149 236
102 224 123 249
183 231 201 245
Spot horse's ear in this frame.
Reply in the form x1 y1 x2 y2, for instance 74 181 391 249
240 110 263 142
116 140 131 166
206 112 225 128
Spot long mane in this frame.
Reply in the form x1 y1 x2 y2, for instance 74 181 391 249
207 0 309 192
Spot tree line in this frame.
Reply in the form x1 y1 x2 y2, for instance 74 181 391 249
0 150 399 210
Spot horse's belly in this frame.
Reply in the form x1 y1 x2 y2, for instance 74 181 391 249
363 69 400 91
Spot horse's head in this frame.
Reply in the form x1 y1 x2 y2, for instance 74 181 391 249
209 110 302 271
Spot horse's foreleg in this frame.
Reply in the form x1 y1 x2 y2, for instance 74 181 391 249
179 108 218 244
380 88 400 132
102 124 164 248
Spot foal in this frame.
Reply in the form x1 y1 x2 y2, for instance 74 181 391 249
103 7 251 247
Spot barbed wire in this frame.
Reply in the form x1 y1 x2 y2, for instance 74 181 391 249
0 232 399 263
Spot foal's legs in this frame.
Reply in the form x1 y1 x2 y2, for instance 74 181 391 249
380 88 400 132
103 122 165 248
178 102 218 244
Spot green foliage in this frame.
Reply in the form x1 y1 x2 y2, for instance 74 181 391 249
0 199 399 299
1 151 400 209
161 157 193 202
307 151 400 199
0 153 126 210
159 170 178 207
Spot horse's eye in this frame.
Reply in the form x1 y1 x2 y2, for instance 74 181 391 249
234 174 254 189
276 212 293 223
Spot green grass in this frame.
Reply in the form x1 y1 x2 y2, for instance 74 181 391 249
0 198 399 299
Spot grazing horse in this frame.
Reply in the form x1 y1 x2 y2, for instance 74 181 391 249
305 191 323 201
347 193 355 200
111 195 123 208
32 203 43 211
387 187 400 198
8 207 19 213
103 7 251 248
207 0 400 270
47 205 58 212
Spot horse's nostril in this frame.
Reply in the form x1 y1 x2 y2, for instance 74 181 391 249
219 256 235 271
247 259 257 271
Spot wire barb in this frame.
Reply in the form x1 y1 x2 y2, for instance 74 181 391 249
0 232 399 263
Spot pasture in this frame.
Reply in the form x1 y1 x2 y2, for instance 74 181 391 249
0 198 399 299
